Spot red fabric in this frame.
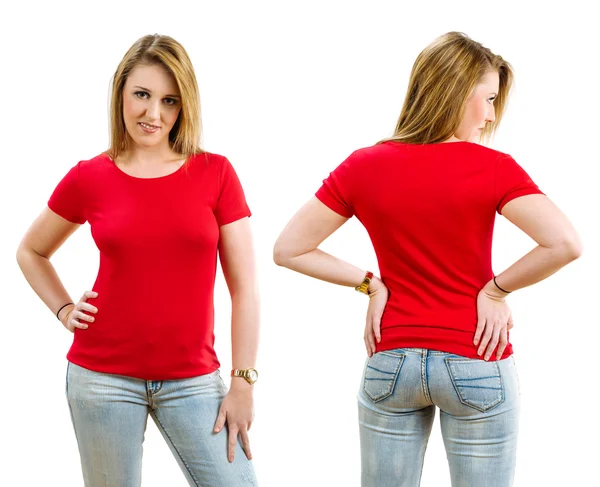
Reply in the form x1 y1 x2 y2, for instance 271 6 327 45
48 152 251 379
316 141 544 360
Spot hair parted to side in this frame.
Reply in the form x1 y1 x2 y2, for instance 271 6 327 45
108 34 202 160
381 32 513 145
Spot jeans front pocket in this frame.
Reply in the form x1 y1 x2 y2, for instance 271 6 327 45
363 351 405 402
445 357 504 412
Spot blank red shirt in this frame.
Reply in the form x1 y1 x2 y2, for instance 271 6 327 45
48 152 251 380
316 141 544 360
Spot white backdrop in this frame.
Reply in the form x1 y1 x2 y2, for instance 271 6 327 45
1 1 597 486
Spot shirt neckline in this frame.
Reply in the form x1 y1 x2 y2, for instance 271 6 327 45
104 153 188 181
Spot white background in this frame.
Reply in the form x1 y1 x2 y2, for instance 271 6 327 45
1 1 598 486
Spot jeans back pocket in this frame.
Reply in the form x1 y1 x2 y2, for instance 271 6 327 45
445 358 504 412
363 351 405 402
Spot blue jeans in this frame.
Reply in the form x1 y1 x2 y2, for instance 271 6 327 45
66 362 257 487
358 348 520 487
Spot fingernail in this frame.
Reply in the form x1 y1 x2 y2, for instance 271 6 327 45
229 456 234 463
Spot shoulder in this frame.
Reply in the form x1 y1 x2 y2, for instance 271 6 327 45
64 153 113 184
77 152 114 173
346 142 398 161
334 143 397 172
455 142 512 162
187 151 231 172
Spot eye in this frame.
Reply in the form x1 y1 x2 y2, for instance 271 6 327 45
163 98 179 106
134 91 149 99
487 96 496 104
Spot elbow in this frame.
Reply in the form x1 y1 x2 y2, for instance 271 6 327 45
565 237 583 261
273 239 295 268
272 243 289 268
554 235 583 263
15 243 28 269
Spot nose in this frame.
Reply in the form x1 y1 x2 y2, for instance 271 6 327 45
486 103 496 123
145 99 161 121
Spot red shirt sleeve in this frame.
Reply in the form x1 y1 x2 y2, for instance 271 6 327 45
315 151 358 218
214 157 251 226
495 155 545 214
47 162 87 224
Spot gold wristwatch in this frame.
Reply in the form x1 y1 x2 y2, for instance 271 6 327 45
231 368 259 384
355 271 374 295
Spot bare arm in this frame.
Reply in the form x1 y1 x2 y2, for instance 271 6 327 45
16 207 84 324
273 197 388 356
213 217 260 462
487 194 583 295
219 217 260 382
273 197 379 288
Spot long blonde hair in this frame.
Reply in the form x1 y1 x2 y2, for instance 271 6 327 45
382 32 513 145
108 34 202 160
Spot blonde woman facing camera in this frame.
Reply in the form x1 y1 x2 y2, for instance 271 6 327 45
274 32 581 487
16 35 259 487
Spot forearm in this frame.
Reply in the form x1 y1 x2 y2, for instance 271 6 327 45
491 243 581 294
230 289 260 371
276 248 371 289
16 247 73 320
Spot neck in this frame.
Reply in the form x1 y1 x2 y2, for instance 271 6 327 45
122 140 182 165
441 135 462 143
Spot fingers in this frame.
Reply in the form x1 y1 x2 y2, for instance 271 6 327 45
496 327 508 360
69 313 89 330
477 320 494 357
364 327 376 357
483 325 501 361
65 291 99 332
372 315 382 344
239 429 253 461
228 426 238 463
82 291 98 301
213 408 226 434
473 316 486 347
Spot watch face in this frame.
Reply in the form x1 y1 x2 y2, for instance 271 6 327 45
248 369 258 382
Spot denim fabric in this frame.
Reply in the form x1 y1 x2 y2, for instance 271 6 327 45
358 348 520 487
66 362 257 487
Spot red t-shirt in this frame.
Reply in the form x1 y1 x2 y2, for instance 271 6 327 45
316 141 544 360
48 152 251 379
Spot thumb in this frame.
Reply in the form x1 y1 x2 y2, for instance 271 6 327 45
507 314 514 331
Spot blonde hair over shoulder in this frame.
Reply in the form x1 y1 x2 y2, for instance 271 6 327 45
381 32 513 145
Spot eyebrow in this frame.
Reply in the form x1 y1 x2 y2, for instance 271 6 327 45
133 86 181 98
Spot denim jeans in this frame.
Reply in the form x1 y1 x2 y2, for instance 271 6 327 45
358 348 520 487
66 362 257 487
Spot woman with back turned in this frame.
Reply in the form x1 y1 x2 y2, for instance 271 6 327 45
273 31 582 487
16 34 259 486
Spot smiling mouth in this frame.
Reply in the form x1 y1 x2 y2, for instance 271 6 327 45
139 122 160 130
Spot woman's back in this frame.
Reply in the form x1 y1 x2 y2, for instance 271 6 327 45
316 140 543 358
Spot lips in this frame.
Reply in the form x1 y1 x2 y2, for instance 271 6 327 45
139 122 160 133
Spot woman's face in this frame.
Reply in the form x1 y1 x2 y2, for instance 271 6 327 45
122 63 182 150
455 71 499 143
